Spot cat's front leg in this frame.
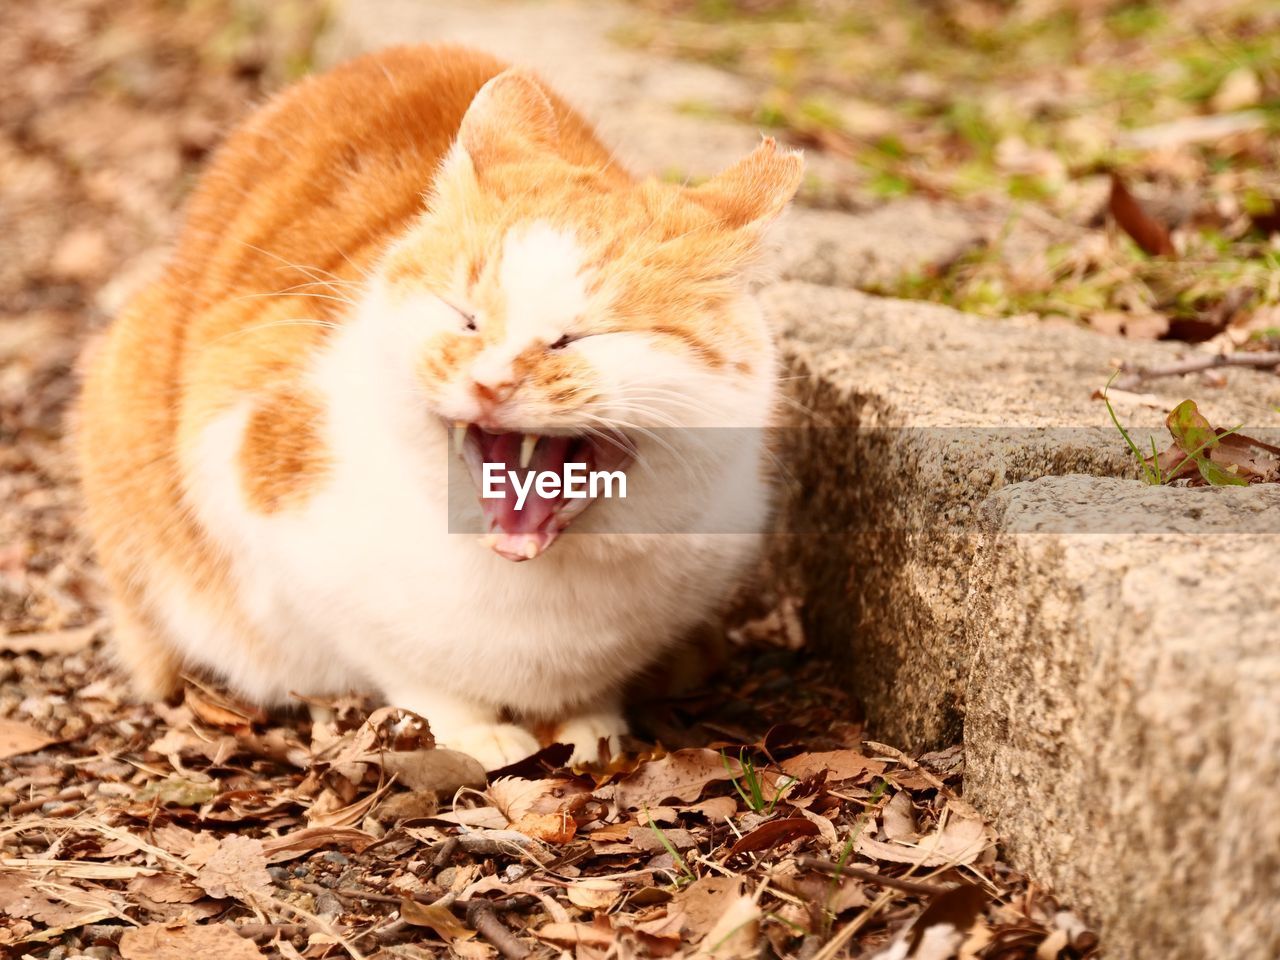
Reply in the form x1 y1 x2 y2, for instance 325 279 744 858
555 700 628 767
385 685 540 772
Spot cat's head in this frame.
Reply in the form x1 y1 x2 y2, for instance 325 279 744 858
364 69 804 560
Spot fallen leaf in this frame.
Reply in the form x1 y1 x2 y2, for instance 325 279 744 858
537 919 615 948
695 893 760 958
127 873 206 905
1108 174 1176 257
614 748 743 810
400 899 475 943
856 800 994 867
729 817 820 855
191 836 273 902
382 748 486 795
260 827 375 864
509 811 577 843
0 718 54 760
674 877 741 942
119 923 266 960
566 879 622 911
780 749 885 782
0 874 118 933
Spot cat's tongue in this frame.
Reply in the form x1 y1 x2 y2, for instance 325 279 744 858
475 432 572 562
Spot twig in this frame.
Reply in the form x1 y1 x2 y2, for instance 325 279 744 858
1115 352 1280 391
795 857 951 897
465 899 531 960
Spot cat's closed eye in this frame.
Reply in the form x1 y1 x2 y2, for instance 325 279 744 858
549 334 574 350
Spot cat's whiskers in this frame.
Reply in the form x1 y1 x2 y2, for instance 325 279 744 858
201 318 341 351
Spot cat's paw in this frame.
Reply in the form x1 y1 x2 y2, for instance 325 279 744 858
557 713 627 767
441 722 541 772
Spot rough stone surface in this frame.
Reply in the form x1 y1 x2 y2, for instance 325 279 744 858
967 476 1280 960
764 281 1280 747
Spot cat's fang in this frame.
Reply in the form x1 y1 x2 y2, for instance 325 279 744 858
453 420 468 456
519 433 538 469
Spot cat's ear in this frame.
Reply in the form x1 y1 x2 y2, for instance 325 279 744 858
688 138 805 229
457 69 558 169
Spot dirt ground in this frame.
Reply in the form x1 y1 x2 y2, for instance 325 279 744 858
1 3 1097 958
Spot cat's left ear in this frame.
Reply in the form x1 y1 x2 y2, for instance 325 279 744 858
458 69 559 169
688 138 805 229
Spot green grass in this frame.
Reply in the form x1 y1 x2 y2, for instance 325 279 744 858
623 0 1280 328
722 749 796 814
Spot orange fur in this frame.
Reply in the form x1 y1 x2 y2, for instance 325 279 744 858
76 44 803 706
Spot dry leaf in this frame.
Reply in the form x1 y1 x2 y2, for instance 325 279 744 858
0 718 54 760
192 836 273 902
119 923 267 960
566 879 622 911
613 748 742 810
537 919 615 948
780 749 885 782
400 899 475 943
128 874 205 905
728 817 820 855
260 827 375 864
1108 174 1176 257
0 874 118 934
674 877 741 942
382 748 486 795
856 800 994 867
695 893 760 958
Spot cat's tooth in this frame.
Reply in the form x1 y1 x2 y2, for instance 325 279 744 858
519 433 539 469
523 540 539 560
453 421 468 457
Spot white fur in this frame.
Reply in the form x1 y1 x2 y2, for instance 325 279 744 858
168 221 776 770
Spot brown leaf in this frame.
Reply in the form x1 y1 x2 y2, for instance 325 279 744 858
382 748 486 796
400 899 475 943
119 923 266 960
0 874 118 932
509 811 577 844
780 749 885 783
566 879 623 911
856 800 993 867
260 827 375 864
183 685 263 733
673 876 741 942
537 919 615 948
191 836 273 902
0 718 55 760
614 748 742 810
128 874 206 905
729 817 820 855
1108 174 1176 257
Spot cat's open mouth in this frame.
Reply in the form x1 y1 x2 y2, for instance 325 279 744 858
451 423 634 562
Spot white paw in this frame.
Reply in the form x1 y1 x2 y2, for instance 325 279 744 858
557 713 627 767
440 722 541 772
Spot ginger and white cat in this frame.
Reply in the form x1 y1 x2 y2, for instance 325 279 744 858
76 45 803 770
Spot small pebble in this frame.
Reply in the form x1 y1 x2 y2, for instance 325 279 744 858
322 851 348 865
268 866 291 883
314 891 344 917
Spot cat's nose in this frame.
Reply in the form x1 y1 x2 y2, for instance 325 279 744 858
471 377 515 406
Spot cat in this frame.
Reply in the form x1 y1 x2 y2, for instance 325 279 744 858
76 45 803 770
